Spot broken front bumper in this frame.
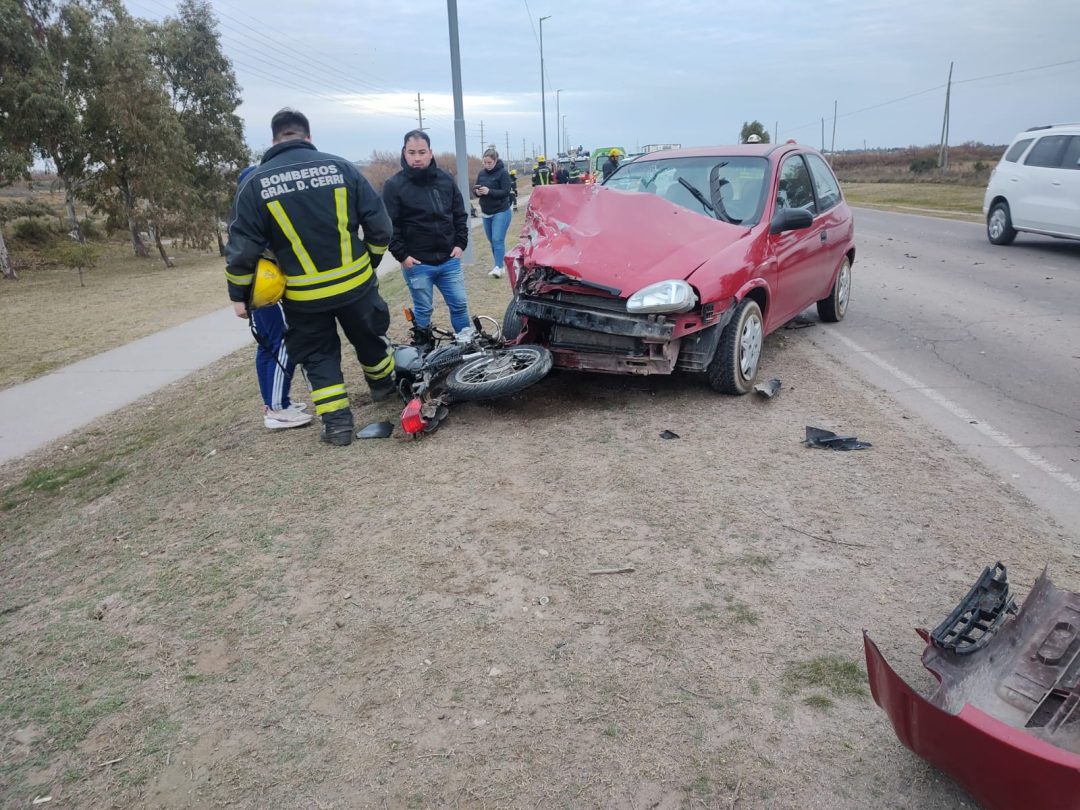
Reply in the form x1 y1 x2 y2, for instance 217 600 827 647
865 565 1080 810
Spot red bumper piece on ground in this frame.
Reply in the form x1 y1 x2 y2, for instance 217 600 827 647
865 569 1080 810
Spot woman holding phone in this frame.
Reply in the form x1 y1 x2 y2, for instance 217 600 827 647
473 147 513 278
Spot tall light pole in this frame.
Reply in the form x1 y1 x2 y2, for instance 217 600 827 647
446 0 472 261
539 15 551 158
555 89 563 155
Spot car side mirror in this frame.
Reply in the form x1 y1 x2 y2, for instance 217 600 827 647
770 207 813 234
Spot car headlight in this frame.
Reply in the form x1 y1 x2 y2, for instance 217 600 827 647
626 280 697 314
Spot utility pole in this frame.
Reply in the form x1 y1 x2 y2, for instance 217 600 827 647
821 117 825 151
416 91 424 130
774 120 778 143
938 61 953 170
830 100 837 154
480 120 485 155
539 15 551 158
505 132 510 163
522 138 527 166
555 89 563 155
446 0 472 262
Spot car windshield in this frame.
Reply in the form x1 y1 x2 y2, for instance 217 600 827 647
603 155 769 226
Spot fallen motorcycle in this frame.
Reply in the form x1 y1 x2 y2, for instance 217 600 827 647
391 312 552 436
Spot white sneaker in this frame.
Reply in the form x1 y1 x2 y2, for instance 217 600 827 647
489 266 504 278
264 406 313 430
455 326 477 343
286 402 309 413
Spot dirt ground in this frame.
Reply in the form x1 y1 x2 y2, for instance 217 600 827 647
2 209 1077 809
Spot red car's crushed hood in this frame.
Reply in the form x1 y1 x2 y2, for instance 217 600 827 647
508 185 748 293
866 564 1080 810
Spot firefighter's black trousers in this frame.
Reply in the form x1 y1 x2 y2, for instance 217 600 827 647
283 288 394 416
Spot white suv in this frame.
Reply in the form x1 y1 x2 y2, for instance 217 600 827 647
983 123 1080 245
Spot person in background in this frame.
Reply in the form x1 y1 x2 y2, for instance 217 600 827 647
509 169 519 210
382 129 471 352
226 108 395 447
533 156 553 186
555 162 570 185
234 165 312 431
601 147 623 180
474 147 512 279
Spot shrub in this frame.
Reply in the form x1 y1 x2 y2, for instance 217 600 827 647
78 218 102 240
909 157 937 175
0 199 55 221
10 217 59 247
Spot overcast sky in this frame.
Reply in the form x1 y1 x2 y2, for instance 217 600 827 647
125 0 1080 162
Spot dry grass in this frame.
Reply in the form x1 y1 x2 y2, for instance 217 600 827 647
842 182 985 220
0 241 226 390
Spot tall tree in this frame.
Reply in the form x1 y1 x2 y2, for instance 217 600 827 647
0 0 47 277
80 0 193 261
739 121 771 144
151 0 248 255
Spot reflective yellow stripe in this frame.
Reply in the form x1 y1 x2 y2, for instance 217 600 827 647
225 271 253 284
285 264 373 302
315 398 350 415
367 243 387 255
311 383 346 402
285 255 370 287
362 353 395 380
334 187 352 266
267 201 317 275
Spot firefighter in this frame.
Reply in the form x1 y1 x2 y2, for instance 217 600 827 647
226 108 395 447
509 169 519 210
601 148 623 180
533 155 553 186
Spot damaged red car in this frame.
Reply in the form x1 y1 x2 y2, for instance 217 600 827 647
503 143 854 393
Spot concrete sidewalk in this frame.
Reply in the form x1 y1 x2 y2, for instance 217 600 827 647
0 205 518 466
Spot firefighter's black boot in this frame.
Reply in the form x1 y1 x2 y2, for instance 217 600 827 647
409 325 434 355
319 409 354 446
368 374 397 402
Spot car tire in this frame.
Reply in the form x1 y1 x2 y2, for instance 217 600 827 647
987 201 1017 246
707 298 763 395
502 295 523 341
816 255 851 323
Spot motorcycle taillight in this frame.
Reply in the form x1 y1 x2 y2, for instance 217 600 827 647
401 398 427 435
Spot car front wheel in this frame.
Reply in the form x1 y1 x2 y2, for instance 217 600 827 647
817 255 851 323
707 298 763 395
987 201 1017 246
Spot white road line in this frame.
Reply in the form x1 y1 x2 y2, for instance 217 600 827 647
829 330 1080 494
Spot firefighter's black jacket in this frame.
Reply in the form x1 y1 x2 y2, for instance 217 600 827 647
226 139 392 312
382 154 468 265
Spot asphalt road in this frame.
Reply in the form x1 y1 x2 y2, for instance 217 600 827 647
810 208 1080 534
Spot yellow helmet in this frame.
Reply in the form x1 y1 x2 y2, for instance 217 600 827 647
510 168 517 176
537 154 546 163
609 148 623 157
250 257 286 309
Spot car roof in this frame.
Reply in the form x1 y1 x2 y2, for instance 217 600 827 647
628 144 810 162
1018 123 1080 136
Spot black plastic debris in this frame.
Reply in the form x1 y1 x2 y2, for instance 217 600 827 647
356 421 394 439
803 426 872 451
783 316 815 330
659 430 680 440
754 379 781 398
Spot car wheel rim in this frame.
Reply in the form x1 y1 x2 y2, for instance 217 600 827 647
740 313 763 378
989 209 1005 239
837 262 851 314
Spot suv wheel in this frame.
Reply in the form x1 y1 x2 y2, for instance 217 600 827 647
987 201 1017 246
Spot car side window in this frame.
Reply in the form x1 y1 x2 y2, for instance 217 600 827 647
1061 136 1080 170
777 156 815 214
805 154 841 213
1024 136 1069 168
1003 139 1033 162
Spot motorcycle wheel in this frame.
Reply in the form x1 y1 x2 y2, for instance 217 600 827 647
443 345 552 402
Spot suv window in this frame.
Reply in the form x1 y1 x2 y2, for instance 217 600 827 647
1024 136 1070 168
805 154 841 212
1004 139 1033 162
1061 136 1080 170
777 155 815 213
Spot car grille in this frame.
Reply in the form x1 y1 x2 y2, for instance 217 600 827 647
551 325 641 354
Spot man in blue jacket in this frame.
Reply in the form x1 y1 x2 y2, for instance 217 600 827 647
382 130 471 352
226 109 394 447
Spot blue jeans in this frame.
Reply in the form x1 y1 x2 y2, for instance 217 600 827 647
482 208 512 270
404 257 471 332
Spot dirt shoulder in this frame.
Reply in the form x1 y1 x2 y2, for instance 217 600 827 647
2 215 1075 808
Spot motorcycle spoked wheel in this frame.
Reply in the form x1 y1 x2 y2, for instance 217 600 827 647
443 345 553 402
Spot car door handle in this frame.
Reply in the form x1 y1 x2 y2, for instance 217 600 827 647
820 231 828 242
